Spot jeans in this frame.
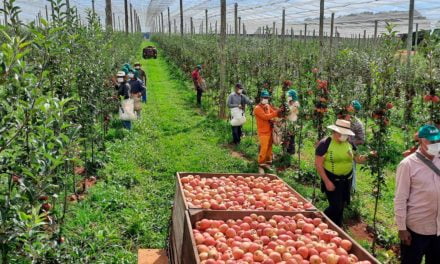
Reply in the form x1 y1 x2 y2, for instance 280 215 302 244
401 229 440 264
122 120 132 130
142 90 147 103
196 88 203 106
232 126 242 144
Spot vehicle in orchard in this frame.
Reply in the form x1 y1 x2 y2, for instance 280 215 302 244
143 46 157 59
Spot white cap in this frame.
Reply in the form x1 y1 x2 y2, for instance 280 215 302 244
116 71 126 77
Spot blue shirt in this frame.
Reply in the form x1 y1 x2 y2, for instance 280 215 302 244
129 79 144 94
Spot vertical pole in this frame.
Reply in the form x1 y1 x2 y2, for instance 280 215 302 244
124 0 129 34
66 0 70 21
45 5 49 21
215 20 217 34
180 0 184 36
272 21 276 36
112 12 115 30
238 17 241 35
234 3 238 37
219 0 227 119
205 9 208 35
330 13 334 49
118 16 121 32
3 0 7 25
168 7 171 35
319 0 325 64
174 19 177 33
363 29 366 46
304 23 307 43
160 12 164 33
190 17 193 35
130 4 134 33
51 1 55 21
105 0 113 31
91 0 95 16
281 8 285 37
414 23 419 51
374 20 378 41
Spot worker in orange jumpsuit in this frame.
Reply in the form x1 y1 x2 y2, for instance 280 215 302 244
254 90 281 170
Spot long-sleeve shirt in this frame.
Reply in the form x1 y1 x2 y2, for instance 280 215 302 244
394 150 440 235
115 82 130 99
227 92 253 108
349 116 365 146
254 104 278 136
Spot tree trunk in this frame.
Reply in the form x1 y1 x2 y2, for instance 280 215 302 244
219 0 227 119
105 0 113 32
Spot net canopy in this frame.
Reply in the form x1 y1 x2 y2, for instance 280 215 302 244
7 1 440 36
147 0 440 37
9 0 148 31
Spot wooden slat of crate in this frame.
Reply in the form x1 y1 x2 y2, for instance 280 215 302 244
182 210 381 264
171 172 316 264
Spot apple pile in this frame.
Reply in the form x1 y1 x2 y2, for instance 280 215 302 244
193 214 372 264
181 175 314 211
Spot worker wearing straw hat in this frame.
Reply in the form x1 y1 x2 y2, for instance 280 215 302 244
315 119 367 226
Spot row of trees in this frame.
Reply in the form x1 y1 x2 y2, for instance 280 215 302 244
0 0 142 262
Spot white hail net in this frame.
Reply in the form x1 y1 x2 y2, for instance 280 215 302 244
6 1 440 36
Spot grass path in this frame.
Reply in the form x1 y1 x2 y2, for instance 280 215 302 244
62 41 252 263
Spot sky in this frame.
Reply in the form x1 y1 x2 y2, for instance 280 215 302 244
6 0 440 35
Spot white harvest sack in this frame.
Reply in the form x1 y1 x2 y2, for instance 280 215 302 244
119 99 137 121
230 107 246 126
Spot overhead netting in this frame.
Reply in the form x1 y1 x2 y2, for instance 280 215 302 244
10 0 148 31
147 0 440 37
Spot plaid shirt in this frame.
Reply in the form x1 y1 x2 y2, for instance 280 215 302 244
349 116 365 146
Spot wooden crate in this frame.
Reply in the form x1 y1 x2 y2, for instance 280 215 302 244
170 172 316 264
182 210 381 264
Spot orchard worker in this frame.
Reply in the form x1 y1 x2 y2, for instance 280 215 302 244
128 70 144 117
227 83 253 145
315 119 367 226
115 71 133 130
134 62 147 102
394 124 440 264
254 90 281 171
285 89 300 154
346 100 365 191
191 64 204 107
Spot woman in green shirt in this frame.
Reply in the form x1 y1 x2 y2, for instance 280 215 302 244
315 119 367 226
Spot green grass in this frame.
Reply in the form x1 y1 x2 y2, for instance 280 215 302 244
62 41 255 263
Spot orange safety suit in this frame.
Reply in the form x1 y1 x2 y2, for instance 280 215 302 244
254 104 279 164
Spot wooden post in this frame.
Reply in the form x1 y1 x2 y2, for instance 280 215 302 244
363 29 366 46
319 0 325 60
131 4 134 33
358 33 361 48
281 8 285 37
174 19 177 33
234 3 238 37
272 22 276 36
415 23 419 51
105 0 113 31
219 0 227 119
66 0 70 21
374 20 378 41
45 5 49 21
313 29 316 37
330 13 334 49
91 0 95 16
3 0 7 24
205 9 208 35
168 7 171 35
118 15 121 32
238 17 241 35
304 23 307 43
180 0 183 36
124 0 129 33
190 17 193 35
112 12 116 30
160 11 164 33
215 20 217 34
51 1 55 21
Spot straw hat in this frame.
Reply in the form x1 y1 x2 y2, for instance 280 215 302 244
327 119 355 136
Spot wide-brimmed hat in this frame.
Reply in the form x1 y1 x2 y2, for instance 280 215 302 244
327 119 355 136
